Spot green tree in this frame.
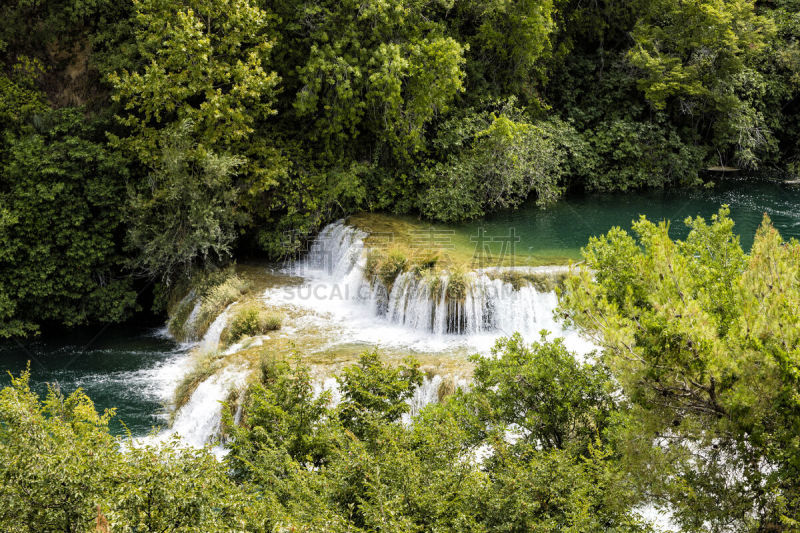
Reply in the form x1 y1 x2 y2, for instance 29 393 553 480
628 0 775 167
337 350 423 440
108 0 279 160
0 369 263 531
468 332 615 454
452 0 558 104
225 345 647 531
0 109 136 337
125 120 246 281
419 110 565 222
559 207 800 530
108 0 281 281
280 0 466 163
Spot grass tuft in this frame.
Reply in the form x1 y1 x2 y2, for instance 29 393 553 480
446 267 469 301
221 301 282 347
193 275 251 339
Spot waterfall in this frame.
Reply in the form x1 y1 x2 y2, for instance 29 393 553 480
155 305 239 448
169 366 247 448
293 221 572 340
198 304 233 354
156 221 587 450
183 299 203 340
293 222 368 279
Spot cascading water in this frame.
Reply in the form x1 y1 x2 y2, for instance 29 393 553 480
277 220 586 352
168 366 247 449
198 304 233 354
165 220 591 449
383 270 563 336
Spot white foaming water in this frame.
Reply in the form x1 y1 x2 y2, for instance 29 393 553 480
168 366 248 448
198 304 233 354
312 376 343 406
266 221 594 355
151 220 593 449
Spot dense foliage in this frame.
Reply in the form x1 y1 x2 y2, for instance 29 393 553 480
559 208 800 531
2 0 800 335
0 339 649 532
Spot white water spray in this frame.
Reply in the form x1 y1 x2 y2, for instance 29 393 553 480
168 366 247 448
269 221 592 354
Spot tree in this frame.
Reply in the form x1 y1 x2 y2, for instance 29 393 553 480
0 109 136 337
452 0 558 105
280 0 466 163
468 332 615 454
224 346 647 531
124 120 246 281
628 0 775 167
337 350 423 440
559 207 800 531
419 110 565 222
108 0 281 281
108 0 279 160
0 369 263 531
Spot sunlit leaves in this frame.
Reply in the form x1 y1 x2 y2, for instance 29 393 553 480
559 207 800 530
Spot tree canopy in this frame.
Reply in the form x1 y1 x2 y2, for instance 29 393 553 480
1 0 800 334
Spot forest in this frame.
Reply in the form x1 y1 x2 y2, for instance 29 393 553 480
1 0 800 335
1 0 800 531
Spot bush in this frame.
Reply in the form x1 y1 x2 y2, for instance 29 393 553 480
222 302 281 347
418 110 566 223
0 108 136 337
446 267 469 301
377 250 408 289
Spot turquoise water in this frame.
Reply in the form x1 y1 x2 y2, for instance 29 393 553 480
2 178 798 435
0 326 186 435
447 178 800 263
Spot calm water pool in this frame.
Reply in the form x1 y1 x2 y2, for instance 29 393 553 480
450 177 800 263
0 326 188 435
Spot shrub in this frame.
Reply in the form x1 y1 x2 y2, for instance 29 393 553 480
377 250 408 289
222 302 281 347
410 250 439 274
423 269 443 295
446 268 469 301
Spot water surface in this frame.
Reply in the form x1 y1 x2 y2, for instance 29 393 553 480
454 178 800 262
0 326 189 435
3 178 798 435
